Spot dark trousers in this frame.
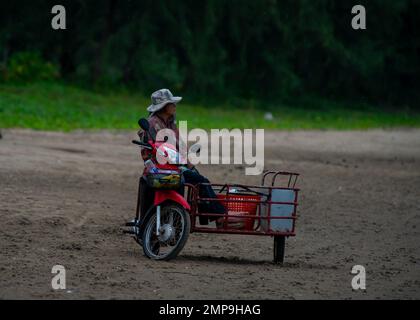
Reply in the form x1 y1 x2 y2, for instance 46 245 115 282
182 169 226 224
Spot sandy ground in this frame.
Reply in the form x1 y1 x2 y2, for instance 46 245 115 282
0 128 419 299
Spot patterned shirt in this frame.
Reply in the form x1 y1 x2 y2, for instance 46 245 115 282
137 113 181 161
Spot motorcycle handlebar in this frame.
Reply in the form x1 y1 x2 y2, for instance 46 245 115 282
131 140 153 150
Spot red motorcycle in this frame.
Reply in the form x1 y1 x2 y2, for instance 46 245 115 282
124 118 192 260
124 118 301 263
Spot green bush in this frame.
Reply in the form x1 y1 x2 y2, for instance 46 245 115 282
3 52 59 82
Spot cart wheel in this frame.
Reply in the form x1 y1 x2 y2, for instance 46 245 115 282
273 236 285 264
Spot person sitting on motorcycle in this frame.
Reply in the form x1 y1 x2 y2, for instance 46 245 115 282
138 88 226 225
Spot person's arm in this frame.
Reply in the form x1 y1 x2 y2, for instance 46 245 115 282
173 126 195 169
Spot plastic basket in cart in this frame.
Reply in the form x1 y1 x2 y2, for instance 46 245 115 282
216 193 260 230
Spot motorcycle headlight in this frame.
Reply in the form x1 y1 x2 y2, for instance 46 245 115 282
165 147 179 164
157 145 180 164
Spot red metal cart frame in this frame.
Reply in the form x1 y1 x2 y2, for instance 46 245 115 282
184 171 300 263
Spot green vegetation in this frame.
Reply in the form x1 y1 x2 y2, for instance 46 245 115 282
0 2 418 131
1 1 419 109
1 82 418 131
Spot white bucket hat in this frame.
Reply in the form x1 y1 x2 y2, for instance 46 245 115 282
147 88 182 113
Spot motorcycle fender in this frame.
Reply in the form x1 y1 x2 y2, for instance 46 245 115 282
154 190 191 211
137 193 190 239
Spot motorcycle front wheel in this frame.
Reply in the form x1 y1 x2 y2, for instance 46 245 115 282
142 203 190 261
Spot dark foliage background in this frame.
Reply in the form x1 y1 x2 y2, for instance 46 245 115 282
1 0 418 108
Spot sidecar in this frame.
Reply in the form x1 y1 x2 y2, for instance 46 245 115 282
187 171 300 263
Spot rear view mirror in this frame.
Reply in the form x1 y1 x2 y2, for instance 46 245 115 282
138 118 150 131
138 118 156 142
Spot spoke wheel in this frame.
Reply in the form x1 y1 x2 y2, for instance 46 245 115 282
142 203 190 261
